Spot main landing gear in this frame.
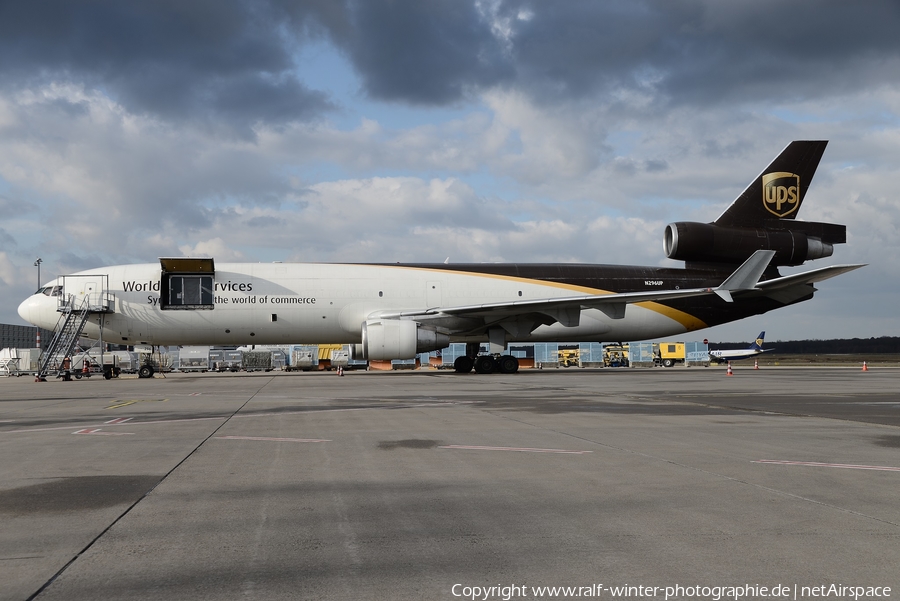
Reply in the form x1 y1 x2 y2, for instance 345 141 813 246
453 353 520 374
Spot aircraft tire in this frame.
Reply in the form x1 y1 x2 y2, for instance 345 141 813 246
497 355 519 374
138 365 154 379
453 356 474 373
473 356 496 374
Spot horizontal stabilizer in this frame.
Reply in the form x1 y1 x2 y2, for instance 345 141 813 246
756 263 866 291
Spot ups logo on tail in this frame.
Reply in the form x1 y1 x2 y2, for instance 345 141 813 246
762 172 800 217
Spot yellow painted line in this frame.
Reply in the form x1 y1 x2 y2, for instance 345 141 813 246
635 301 709 330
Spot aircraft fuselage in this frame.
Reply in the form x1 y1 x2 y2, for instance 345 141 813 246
18 261 777 348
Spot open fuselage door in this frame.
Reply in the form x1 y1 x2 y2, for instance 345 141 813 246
159 257 215 311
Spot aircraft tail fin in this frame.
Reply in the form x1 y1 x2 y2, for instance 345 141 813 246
750 332 766 351
715 141 827 227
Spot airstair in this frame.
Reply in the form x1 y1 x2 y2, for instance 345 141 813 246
36 294 92 381
35 274 115 381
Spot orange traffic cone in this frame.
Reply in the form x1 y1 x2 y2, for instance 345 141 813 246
862 361 869 372
726 362 734 376
754 359 759 370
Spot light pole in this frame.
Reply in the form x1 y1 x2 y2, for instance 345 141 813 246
34 258 42 290
33 258 43 350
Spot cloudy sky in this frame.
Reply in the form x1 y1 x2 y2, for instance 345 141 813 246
1 0 898 343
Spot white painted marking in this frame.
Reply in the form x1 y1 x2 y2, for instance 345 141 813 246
2 416 228 434
754 460 900 472
72 428 133 436
105 417 132 425
215 436 330 443
2 402 433 435
439 445 593 454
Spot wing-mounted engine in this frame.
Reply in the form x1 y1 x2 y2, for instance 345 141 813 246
664 220 846 267
351 319 450 361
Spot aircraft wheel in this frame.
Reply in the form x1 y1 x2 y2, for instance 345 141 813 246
473 356 496 374
138 365 154 379
453 356 474 373
497 355 519 374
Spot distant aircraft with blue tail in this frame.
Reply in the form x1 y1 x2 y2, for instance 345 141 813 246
709 332 773 363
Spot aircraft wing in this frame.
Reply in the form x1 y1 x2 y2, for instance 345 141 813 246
377 250 777 324
382 285 719 322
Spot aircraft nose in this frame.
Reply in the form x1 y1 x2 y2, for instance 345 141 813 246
17 296 34 324
18 294 49 328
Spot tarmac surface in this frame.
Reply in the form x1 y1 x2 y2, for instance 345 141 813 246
1 366 899 600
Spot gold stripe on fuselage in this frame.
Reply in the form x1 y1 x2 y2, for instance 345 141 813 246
361 264 709 331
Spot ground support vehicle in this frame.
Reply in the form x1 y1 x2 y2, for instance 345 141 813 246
653 342 686 367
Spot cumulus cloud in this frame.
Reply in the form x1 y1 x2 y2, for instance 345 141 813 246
0 0 337 132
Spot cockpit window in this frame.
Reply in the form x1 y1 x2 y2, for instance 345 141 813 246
37 286 63 297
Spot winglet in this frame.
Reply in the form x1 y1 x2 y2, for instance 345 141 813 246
714 250 776 302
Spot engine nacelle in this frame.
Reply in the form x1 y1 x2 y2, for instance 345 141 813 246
664 221 834 266
351 319 450 361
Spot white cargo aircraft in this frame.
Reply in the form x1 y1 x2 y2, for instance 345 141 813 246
18 141 863 374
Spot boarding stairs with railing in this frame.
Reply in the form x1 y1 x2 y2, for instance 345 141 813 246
36 294 91 381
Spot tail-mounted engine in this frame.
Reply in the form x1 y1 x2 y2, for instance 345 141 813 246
351 319 450 361
664 220 846 267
